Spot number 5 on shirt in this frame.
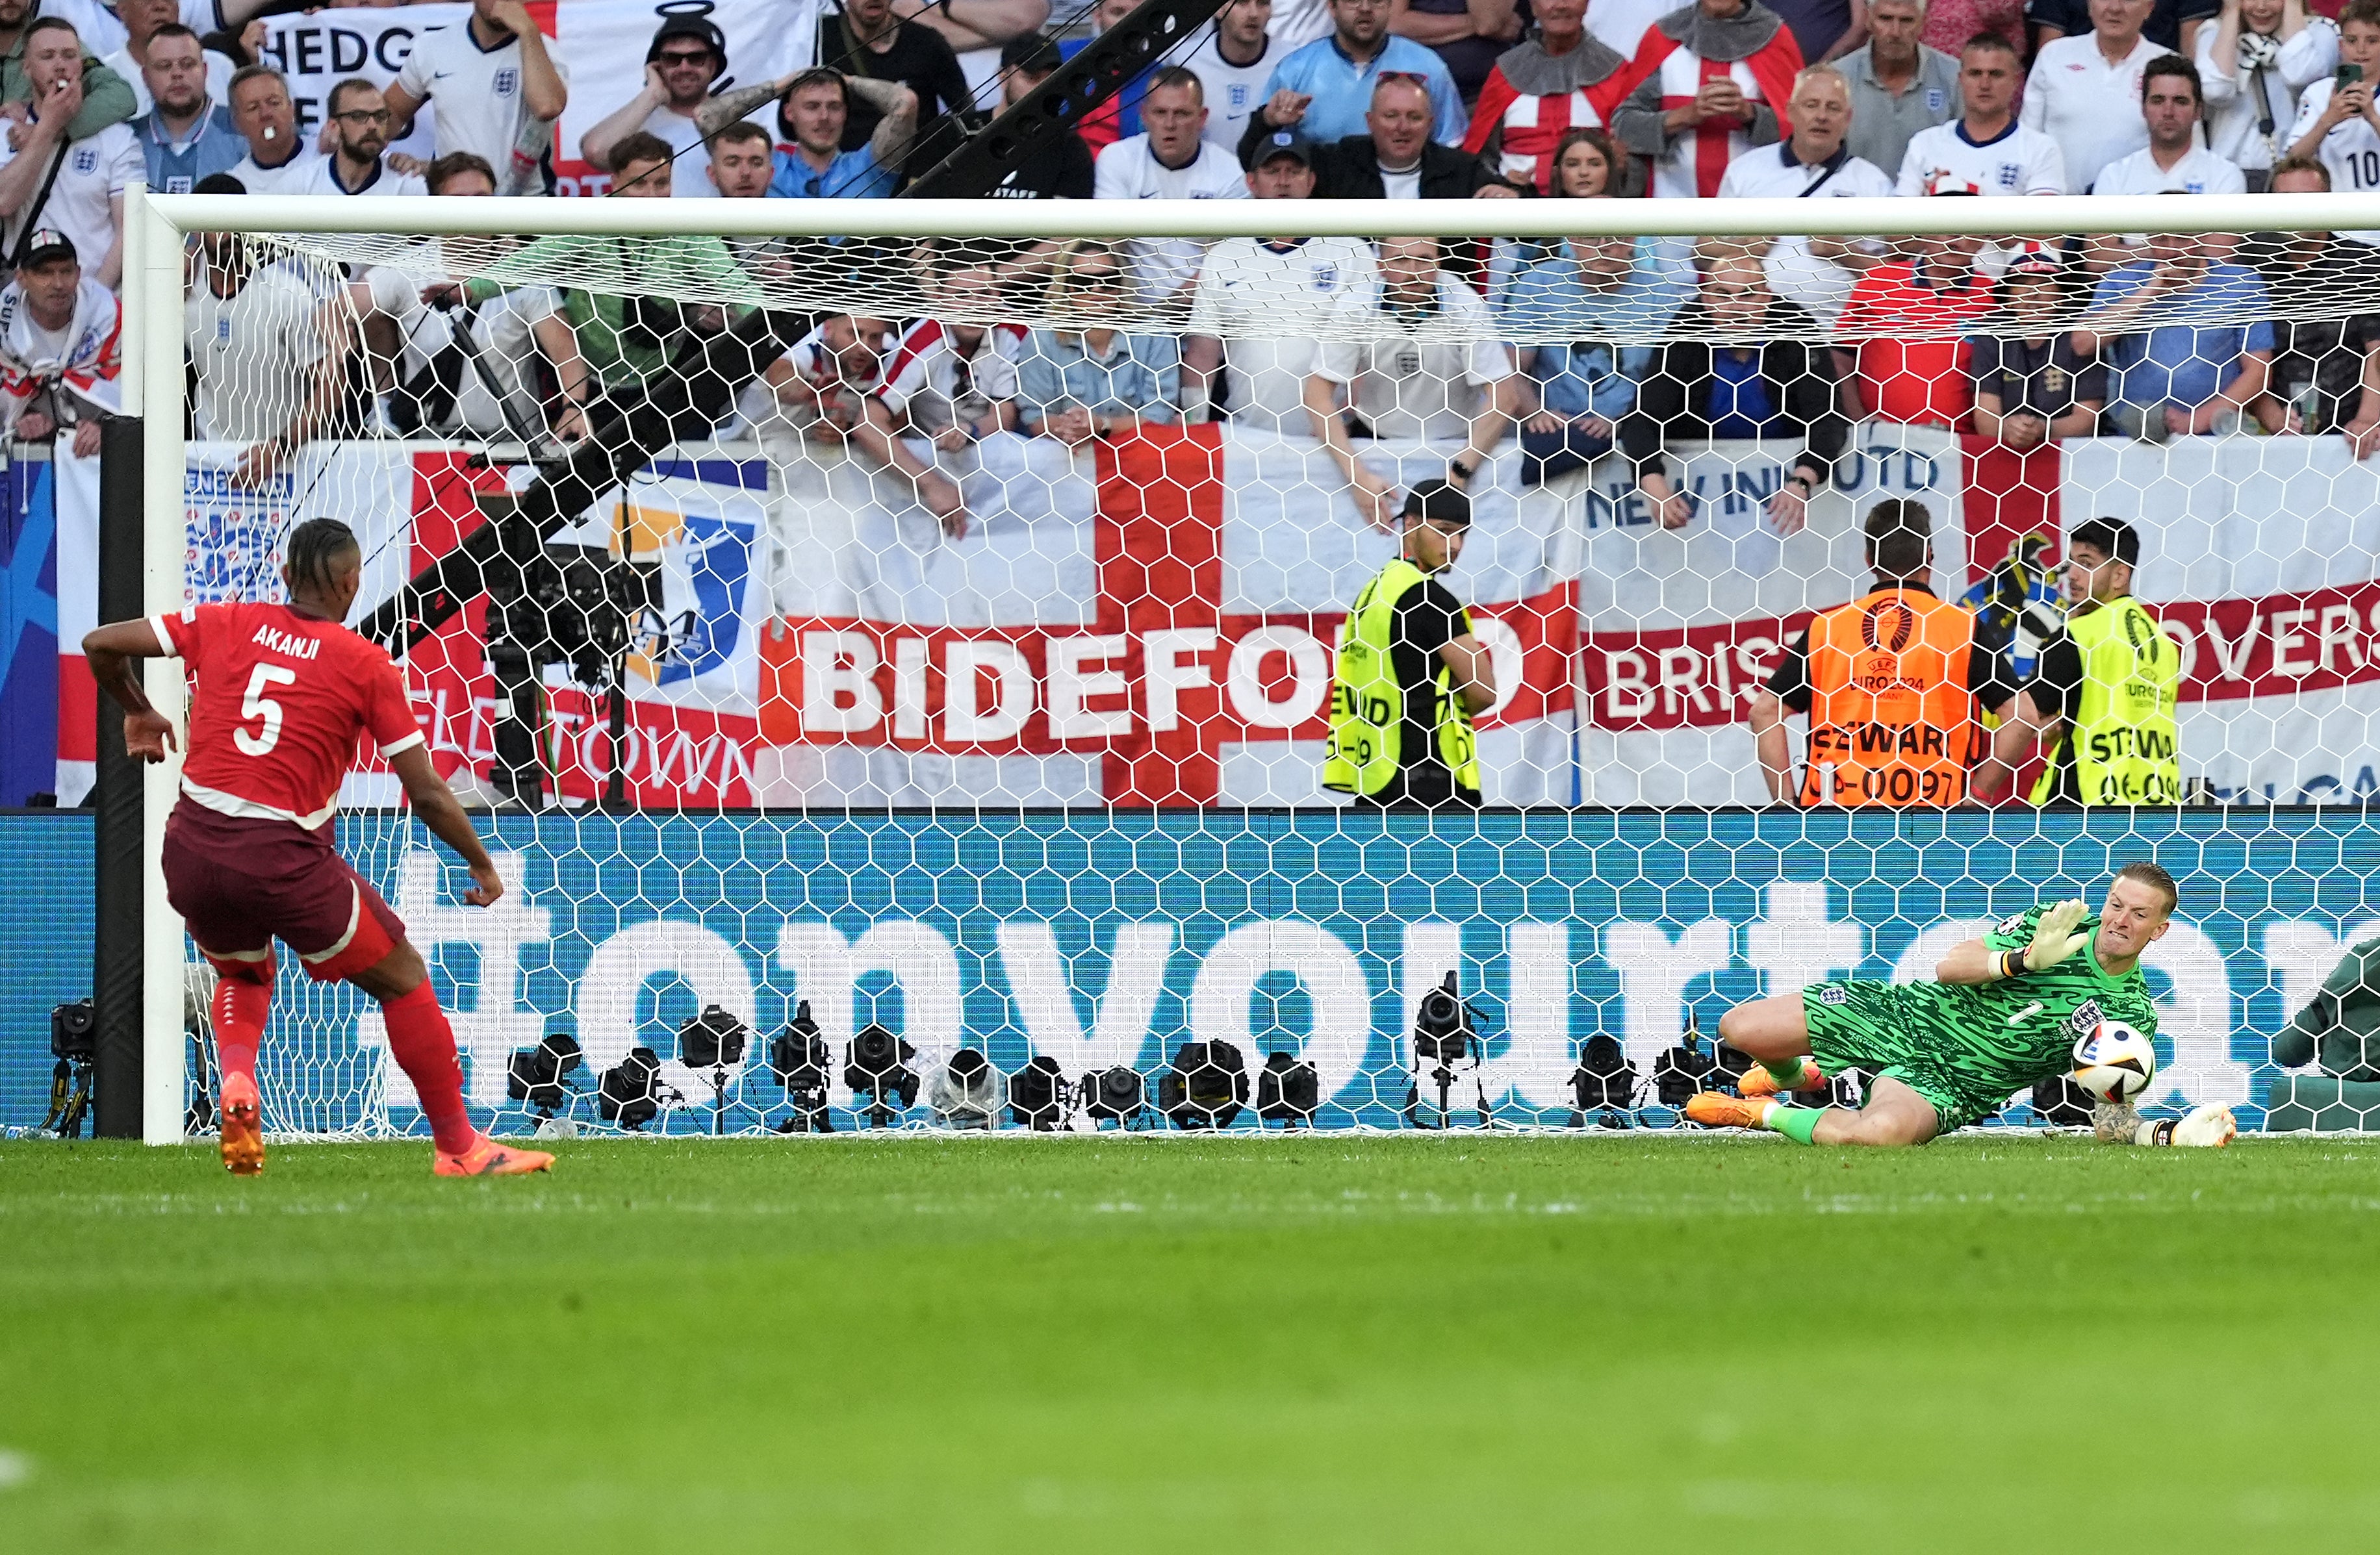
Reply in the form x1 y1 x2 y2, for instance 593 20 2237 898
235 664 297 757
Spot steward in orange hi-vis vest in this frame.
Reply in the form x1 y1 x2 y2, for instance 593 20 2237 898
1798 587 1985 807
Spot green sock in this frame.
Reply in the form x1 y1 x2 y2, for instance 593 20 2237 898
1760 1056 1808 1089
1768 1106 1824 1146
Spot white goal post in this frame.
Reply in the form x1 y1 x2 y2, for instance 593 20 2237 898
118 187 2380 1144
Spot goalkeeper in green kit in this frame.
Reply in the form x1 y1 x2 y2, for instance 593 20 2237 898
1687 863 2235 1146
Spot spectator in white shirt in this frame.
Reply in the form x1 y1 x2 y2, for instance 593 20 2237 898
1183 131 1381 431
2022 0 2162 191
298 80 428 197
1188 0 1279 152
185 171 342 485
2287 0 2380 236
1899 32 2067 193
2199 0 2327 184
578 14 727 197
0 229 117 455
1306 235 1516 530
385 0 569 197
1717 64 1895 326
103 0 227 117
1092 67 1249 307
225 64 307 192
854 255 1027 538
2089 53 2247 266
0 21 141 288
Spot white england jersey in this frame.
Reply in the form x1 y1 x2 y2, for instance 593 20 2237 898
2019 32 2157 193
186 260 326 444
1895 118 2067 196
1312 274 1514 443
2090 143 2247 197
393 19 569 197
2288 79 2380 244
1093 134 1248 303
228 148 316 194
107 44 233 118
1185 29 1277 153
1716 142 1895 325
877 318 1027 435
1186 235 1379 431
0 123 142 273
281 155 429 197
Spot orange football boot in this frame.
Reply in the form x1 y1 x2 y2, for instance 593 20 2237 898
1683 1093 1772 1130
1738 1059 1826 1099
219 1071 264 1176
433 1133 554 1177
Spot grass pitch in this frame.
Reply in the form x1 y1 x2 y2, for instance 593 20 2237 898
2 1135 2374 1553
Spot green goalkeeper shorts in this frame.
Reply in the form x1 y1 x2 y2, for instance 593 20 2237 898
1800 980 2010 1135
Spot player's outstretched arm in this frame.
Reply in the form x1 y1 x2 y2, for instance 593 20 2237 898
81 618 176 761
1938 900 2092 984
388 745 504 907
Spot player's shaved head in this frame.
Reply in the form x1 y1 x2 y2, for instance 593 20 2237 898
2115 861 2179 915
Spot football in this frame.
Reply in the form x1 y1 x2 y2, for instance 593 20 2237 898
2071 1020 2158 1103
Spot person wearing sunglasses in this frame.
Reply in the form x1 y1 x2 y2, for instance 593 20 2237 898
580 14 731 197
1016 242 1184 450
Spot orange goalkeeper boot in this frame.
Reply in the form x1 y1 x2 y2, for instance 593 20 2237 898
433 1133 554 1177
1683 1093 1772 1130
1738 1059 1826 1099
219 1071 264 1176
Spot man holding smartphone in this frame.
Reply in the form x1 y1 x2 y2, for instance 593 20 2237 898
2286 0 2380 244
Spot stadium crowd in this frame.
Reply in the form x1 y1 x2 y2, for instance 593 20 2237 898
1 0 2375 521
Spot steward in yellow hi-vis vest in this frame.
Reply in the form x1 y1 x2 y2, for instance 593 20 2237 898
1981 516 2184 807
1754 500 2017 807
1324 481 1497 808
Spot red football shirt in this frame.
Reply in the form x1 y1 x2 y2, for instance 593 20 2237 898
1836 260 1993 429
151 601 424 829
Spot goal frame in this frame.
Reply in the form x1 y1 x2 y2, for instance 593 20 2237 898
120 185 2380 1143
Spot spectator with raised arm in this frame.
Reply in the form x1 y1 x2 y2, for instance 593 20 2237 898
0 21 140 289
1898 32 2066 192
2023 0 2163 192
2286 0 2380 231
2199 0 2323 188
1967 245 2108 451
1611 0 1808 199
0 0 131 144
1184 131 1381 431
133 23 239 194
1095 68 1248 309
577 14 732 197
0 228 116 455
1389 0 1524 102
1252 71 1512 196
1833 187 1993 429
1306 235 1516 531
1621 243 1844 533
1836 0 1960 178
1718 63 1894 328
767 69 914 199
2071 213 2275 439
385 0 567 197
1016 242 1184 449
1463 0 1633 193
2241 156 2380 450
1252 0 1468 145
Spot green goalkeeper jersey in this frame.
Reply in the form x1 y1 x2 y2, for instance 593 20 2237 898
1802 905 2160 1129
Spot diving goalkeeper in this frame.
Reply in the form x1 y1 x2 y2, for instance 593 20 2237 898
1687 861 2234 1146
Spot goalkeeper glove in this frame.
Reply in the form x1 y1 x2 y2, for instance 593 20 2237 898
2129 1104 2238 1147
2024 898 2093 972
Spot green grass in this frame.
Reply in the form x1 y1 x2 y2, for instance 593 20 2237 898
1 1135 2375 1552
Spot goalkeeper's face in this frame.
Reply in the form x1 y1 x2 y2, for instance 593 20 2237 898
2095 877 2173 963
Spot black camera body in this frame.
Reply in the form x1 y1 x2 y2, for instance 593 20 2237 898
1007 1055 1069 1130
769 1000 833 1131
678 1004 750 1071
1568 1033 1636 1128
506 1030 583 1116
51 998 96 1063
1256 1052 1320 1126
1160 1040 1248 1129
596 1045 665 1130
1406 972 1488 1128
1081 1066 1146 1126
844 1025 919 1124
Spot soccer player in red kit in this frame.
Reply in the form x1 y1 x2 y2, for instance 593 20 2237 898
82 518 553 1178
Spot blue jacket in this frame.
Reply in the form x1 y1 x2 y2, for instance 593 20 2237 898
1016 331 1182 429
136 102 242 195
1261 36 1467 146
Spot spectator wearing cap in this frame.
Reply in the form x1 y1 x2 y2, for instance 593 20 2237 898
1611 0 1808 201
1834 0 1962 179
1321 479 1496 811
0 227 117 456
1251 72 1511 197
1491 230 1695 485
2198 0 2324 187
1717 64 1894 329
1183 129 1380 432
767 70 914 198
1832 190 1994 429
983 34 1095 197
1463 0 1634 194
385 0 568 197
2071 216 2274 439
0 19 141 289
580 15 735 196
1967 245 2108 451
1897 32 2066 193
2022 0 2165 194
133 23 238 195
2242 156 2380 453
815 0 977 171
1249 0 1468 147
1187 0 1279 153
1094 68 1248 309
1622 244 1844 533
1305 236 1516 533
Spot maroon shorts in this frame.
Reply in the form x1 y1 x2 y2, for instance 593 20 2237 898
161 803 405 983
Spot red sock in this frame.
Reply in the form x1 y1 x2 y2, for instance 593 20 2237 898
379 981 477 1155
211 972 270 1085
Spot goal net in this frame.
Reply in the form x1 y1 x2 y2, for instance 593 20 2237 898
109 190 2380 1141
